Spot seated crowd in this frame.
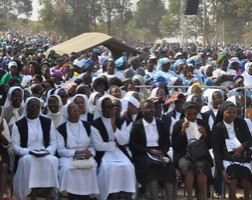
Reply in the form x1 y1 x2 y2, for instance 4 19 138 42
1 41 252 200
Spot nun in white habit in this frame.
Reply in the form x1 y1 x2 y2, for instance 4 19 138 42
11 97 59 200
57 103 99 198
91 96 136 200
70 94 94 123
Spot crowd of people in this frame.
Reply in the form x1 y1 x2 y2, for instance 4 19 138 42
0 31 252 200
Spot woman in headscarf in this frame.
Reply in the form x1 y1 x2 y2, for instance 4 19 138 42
172 102 213 200
129 100 176 200
99 59 125 81
57 103 99 199
227 75 252 108
242 62 252 87
91 96 136 200
88 92 102 115
212 53 236 88
212 101 252 200
54 88 69 105
3 86 24 132
71 94 93 123
0 61 22 84
202 89 224 130
46 94 63 128
11 97 59 200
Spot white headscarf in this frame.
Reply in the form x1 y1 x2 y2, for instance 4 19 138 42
4 86 24 108
93 95 112 120
149 88 160 99
22 96 41 118
88 92 101 114
186 94 196 102
71 94 89 113
46 94 63 113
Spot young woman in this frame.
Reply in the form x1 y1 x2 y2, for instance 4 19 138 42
212 101 252 200
57 103 99 199
172 102 213 200
91 96 136 200
11 97 59 200
130 100 176 200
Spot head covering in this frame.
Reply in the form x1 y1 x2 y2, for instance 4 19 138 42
46 94 63 113
226 96 237 105
168 77 179 86
157 57 170 70
50 69 63 79
172 59 184 71
149 88 160 99
4 86 24 108
186 94 196 102
165 93 185 113
88 92 101 114
180 101 198 119
98 56 109 66
244 62 252 73
71 94 89 113
8 61 18 69
123 95 140 109
84 59 94 70
73 59 85 68
217 53 228 64
23 96 41 118
94 95 112 120
132 75 144 85
59 103 71 124
174 52 183 59
213 101 236 126
182 101 197 110
229 57 240 65
233 75 244 87
114 56 128 68
203 89 223 111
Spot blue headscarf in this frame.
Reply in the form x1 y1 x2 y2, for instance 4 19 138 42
114 56 128 69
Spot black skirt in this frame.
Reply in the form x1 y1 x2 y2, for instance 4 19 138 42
226 164 252 183
0 144 10 165
134 154 176 186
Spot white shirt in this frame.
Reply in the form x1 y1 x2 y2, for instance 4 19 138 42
143 118 159 147
223 121 236 139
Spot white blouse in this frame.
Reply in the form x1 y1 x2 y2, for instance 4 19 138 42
143 118 159 147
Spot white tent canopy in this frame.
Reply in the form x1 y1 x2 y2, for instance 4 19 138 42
46 32 147 59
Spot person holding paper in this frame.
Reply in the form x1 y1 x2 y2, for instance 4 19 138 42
212 101 252 200
172 102 213 200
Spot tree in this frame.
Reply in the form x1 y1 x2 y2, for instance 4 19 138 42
133 0 166 37
0 0 32 19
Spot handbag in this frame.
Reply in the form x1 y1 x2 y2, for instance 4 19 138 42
146 153 170 167
224 150 252 163
186 138 209 161
70 157 94 169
